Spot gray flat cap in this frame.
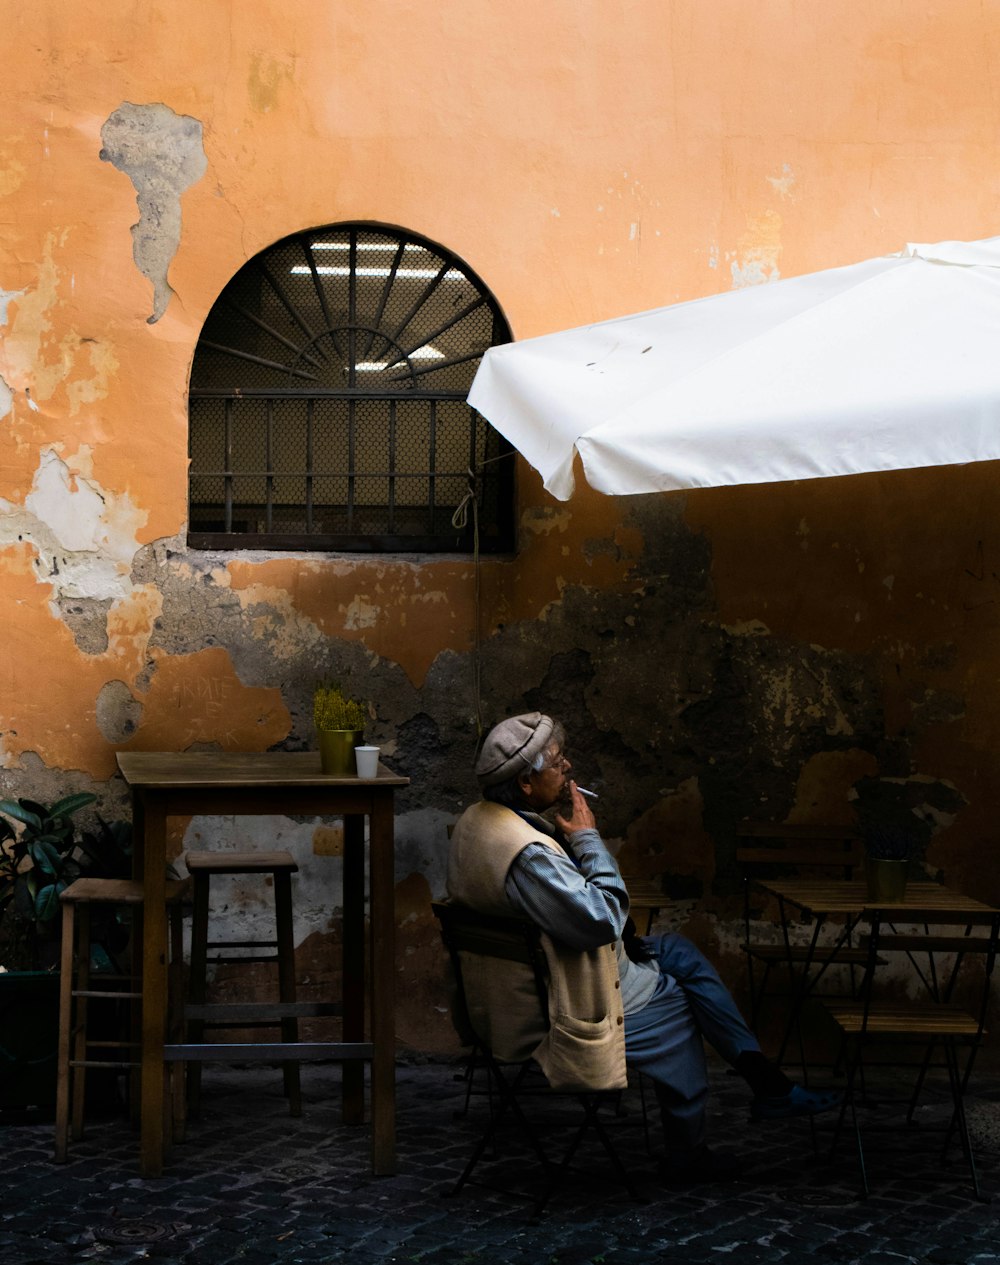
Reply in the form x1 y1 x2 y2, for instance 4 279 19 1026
475 712 555 787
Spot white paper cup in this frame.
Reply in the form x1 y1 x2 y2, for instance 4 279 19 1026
354 745 380 778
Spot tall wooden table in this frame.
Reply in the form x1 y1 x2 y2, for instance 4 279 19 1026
117 750 409 1178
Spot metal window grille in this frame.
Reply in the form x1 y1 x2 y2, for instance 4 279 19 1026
188 223 515 552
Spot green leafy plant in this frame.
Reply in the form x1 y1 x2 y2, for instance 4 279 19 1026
0 793 98 971
314 682 368 732
0 797 135 973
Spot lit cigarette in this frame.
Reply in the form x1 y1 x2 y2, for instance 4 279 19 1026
577 787 599 799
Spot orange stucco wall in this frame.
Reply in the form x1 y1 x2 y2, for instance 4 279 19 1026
3 1 1000 1050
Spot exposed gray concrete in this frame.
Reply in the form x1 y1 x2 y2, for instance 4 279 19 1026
100 103 208 323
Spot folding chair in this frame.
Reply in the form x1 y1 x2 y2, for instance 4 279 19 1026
432 899 645 1217
620 876 663 935
738 822 871 1045
821 910 1000 1199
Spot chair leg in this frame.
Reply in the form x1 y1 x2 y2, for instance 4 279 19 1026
168 903 187 1142
942 1039 984 1201
907 1039 935 1123
829 1040 869 1200
186 871 210 1117
274 870 301 1117
452 1044 482 1119
54 903 76 1163
636 1069 652 1155
449 1060 553 1199
569 1095 643 1203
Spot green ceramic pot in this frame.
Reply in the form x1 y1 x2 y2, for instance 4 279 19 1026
318 729 363 776
864 857 909 902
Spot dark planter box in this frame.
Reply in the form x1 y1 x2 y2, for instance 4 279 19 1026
0 970 124 1121
0 970 60 1116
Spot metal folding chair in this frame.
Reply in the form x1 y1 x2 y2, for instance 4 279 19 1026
432 899 645 1217
737 822 870 1049
821 909 1000 1199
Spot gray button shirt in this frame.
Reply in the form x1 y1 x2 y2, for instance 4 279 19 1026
502 814 661 1016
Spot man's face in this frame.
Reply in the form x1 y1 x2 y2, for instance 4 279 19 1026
520 740 572 811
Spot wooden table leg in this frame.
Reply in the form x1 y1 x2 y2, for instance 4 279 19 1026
342 813 365 1125
369 793 396 1175
140 794 168 1177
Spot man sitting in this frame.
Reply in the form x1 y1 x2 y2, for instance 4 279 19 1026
446 712 840 1184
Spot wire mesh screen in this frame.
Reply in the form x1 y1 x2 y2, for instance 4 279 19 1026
189 223 514 552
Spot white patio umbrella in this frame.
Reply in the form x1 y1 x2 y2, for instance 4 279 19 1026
468 237 1000 499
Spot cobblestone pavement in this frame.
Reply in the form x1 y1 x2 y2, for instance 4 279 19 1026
3 1057 1000 1265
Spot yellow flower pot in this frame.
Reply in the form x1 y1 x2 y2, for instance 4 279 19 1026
318 729 363 776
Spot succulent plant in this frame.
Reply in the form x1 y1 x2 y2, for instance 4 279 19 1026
313 682 368 732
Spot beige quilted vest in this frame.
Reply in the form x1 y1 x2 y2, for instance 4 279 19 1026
446 800 626 1092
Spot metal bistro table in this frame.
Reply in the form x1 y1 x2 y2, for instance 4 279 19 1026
117 750 409 1178
756 878 1000 1061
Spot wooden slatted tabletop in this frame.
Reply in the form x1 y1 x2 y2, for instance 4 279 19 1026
756 878 999 920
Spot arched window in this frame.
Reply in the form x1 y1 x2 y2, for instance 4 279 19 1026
188 223 515 552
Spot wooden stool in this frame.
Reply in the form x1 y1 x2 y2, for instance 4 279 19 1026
185 850 301 1117
54 877 188 1163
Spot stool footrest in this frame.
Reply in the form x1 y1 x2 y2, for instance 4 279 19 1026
205 953 282 965
165 1041 373 1062
70 1058 140 1069
186 1001 341 1021
72 989 142 1000
207 939 280 950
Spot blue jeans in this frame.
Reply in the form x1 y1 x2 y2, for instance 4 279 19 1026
623 934 760 1153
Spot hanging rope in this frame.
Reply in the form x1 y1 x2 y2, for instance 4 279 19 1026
451 449 516 747
452 468 484 741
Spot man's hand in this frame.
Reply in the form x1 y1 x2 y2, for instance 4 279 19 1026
554 781 596 835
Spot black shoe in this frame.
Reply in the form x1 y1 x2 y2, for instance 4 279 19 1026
659 1147 743 1186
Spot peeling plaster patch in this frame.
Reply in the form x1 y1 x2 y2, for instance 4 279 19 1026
344 596 379 630
96 678 142 742
3 448 146 604
0 374 12 419
64 337 119 417
28 448 109 552
720 619 771 637
57 596 112 654
521 506 572 537
730 210 783 289
0 553 162 778
0 287 24 326
766 163 796 198
99 103 208 323
756 656 856 746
